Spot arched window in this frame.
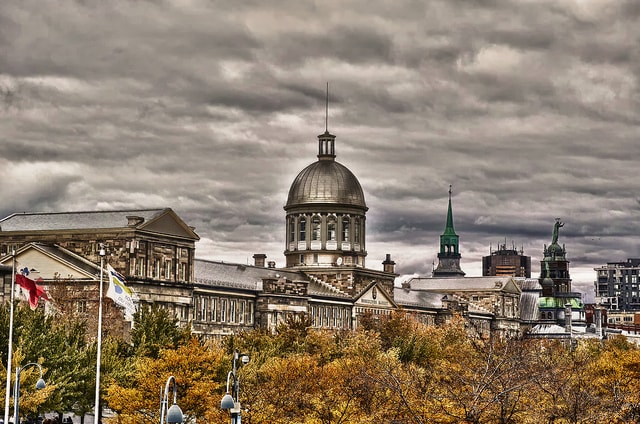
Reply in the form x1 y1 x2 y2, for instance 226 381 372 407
342 216 350 242
311 215 321 241
299 217 307 242
354 218 361 244
327 217 336 241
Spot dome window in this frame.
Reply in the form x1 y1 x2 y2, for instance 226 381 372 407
311 216 321 241
342 216 350 243
327 217 336 241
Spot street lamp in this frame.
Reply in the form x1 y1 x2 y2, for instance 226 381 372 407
220 350 250 424
13 362 46 424
160 375 184 424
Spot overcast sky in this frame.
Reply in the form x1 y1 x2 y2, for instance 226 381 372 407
2 0 639 299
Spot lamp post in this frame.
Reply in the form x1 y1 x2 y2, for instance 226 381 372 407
13 362 46 424
160 375 184 424
220 350 250 424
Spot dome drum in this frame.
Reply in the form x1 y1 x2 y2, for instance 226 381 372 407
285 212 366 267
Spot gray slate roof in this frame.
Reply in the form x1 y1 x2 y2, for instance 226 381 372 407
516 278 542 322
516 277 542 291
194 259 301 290
404 276 520 292
194 259 352 299
0 209 168 231
394 287 444 309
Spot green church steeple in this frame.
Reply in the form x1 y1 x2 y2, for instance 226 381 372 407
433 185 465 277
443 185 457 237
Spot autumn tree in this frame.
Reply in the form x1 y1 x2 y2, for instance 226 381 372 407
587 335 640 422
105 337 228 423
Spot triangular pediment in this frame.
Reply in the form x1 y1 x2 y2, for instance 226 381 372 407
354 282 396 309
501 278 522 295
0 243 98 281
139 209 200 240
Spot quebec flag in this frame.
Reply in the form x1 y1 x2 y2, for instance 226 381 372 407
106 264 138 320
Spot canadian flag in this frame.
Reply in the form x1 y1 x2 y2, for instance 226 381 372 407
15 271 49 310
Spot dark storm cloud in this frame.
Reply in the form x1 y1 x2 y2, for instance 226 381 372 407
1 0 639 291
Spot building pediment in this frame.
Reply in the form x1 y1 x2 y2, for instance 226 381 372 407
138 209 200 241
0 243 99 281
354 282 396 309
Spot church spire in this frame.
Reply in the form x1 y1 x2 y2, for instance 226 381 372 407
433 185 465 277
444 185 457 236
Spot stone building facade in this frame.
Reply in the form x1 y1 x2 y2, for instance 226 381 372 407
0 125 528 339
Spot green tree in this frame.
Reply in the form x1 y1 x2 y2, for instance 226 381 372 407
38 315 95 419
130 305 191 358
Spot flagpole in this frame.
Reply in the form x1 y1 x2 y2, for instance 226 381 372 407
3 250 16 423
94 245 105 424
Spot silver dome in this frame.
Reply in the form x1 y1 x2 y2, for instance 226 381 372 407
286 160 367 209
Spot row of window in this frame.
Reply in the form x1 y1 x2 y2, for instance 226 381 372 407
131 258 189 281
194 296 254 325
309 305 351 329
611 275 639 283
288 215 362 245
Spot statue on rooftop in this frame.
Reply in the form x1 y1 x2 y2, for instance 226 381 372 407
552 218 564 244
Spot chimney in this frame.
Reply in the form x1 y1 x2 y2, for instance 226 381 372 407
382 254 396 274
253 254 267 267
267 261 276 268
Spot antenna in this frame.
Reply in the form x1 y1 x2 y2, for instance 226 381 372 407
325 82 329 133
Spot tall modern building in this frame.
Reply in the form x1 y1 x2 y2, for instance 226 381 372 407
432 187 465 277
482 242 531 277
594 258 640 311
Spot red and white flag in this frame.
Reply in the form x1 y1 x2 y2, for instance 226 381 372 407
15 272 49 310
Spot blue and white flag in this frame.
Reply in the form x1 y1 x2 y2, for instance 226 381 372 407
106 264 138 320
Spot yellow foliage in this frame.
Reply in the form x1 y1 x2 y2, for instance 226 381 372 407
105 337 226 423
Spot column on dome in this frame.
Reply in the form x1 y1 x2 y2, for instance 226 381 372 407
361 216 366 253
